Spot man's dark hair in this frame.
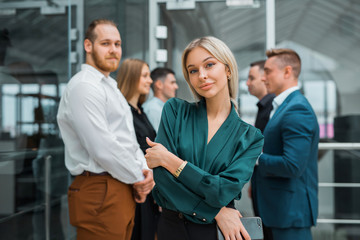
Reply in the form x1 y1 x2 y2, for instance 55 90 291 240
250 60 265 71
150 67 175 90
85 19 117 43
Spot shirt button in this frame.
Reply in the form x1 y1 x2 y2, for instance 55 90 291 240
192 213 196 216
202 218 206 222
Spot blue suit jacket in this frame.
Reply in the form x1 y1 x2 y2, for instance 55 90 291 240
252 90 319 228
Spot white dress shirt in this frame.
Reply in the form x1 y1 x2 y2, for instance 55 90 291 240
57 64 147 184
142 97 165 132
269 86 300 119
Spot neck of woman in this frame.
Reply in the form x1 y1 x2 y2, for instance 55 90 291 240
205 92 231 120
128 95 141 113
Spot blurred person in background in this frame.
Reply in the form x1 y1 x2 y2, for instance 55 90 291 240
57 19 154 240
142 67 178 132
247 60 275 240
251 48 319 240
117 58 160 240
246 60 275 133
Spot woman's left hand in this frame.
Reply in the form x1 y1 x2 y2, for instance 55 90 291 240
215 207 250 240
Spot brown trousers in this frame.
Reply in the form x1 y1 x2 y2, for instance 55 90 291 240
68 175 136 240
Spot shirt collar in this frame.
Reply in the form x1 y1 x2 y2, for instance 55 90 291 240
82 63 117 86
273 86 299 109
82 64 108 81
153 97 165 105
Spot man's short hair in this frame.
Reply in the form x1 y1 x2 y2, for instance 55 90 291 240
250 60 266 71
266 48 301 78
151 67 175 82
85 19 117 43
150 67 175 90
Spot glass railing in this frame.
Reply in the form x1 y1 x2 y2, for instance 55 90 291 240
314 142 360 239
235 141 360 240
0 145 75 240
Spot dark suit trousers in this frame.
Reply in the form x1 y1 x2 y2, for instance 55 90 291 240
68 175 136 240
271 227 312 240
158 209 217 240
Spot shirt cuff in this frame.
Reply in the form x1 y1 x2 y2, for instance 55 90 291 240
256 152 263 166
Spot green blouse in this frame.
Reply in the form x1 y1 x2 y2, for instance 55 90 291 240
152 98 263 224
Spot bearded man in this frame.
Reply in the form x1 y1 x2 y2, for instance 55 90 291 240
57 19 154 240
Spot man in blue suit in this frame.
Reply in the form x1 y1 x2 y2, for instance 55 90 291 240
251 48 319 240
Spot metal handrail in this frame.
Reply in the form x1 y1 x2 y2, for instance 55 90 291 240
318 142 360 150
44 155 51 240
0 146 64 163
317 142 360 225
317 219 360 224
319 183 360 188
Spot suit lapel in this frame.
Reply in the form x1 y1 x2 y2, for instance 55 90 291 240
265 90 300 131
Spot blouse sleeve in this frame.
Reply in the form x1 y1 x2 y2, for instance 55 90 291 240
177 135 263 221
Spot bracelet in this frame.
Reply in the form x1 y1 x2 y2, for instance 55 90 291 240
173 161 188 178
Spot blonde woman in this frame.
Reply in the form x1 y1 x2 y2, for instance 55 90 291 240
117 58 159 240
145 37 264 240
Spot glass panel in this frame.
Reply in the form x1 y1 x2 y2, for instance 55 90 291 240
317 148 360 239
83 0 149 77
161 1 267 101
1 0 150 239
312 223 350 240
0 1 69 239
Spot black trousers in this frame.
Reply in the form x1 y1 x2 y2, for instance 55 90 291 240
131 194 160 240
158 209 217 240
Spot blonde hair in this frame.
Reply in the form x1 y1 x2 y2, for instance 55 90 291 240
182 36 238 106
266 48 301 78
117 58 149 105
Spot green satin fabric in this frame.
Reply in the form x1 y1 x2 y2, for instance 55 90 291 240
153 98 263 224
